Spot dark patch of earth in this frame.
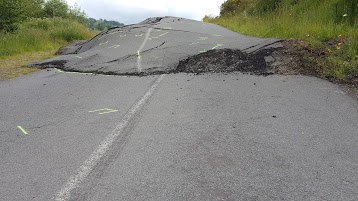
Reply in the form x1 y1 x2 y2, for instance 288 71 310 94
175 48 277 76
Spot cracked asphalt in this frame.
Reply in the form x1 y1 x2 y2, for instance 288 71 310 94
30 17 281 75
2 17 358 201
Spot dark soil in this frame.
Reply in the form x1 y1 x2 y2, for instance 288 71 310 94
174 48 278 76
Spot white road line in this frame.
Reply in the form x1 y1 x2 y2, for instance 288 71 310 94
137 28 153 72
54 74 165 201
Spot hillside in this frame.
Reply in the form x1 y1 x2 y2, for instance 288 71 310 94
204 0 357 85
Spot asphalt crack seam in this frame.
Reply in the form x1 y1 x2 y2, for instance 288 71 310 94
242 40 284 53
141 42 166 53
105 42 167 65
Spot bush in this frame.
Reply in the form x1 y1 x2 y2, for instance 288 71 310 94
0 18 94 57
256 0 282 14
0 0 23 32
220 0 241 16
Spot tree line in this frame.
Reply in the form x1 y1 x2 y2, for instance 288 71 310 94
0 0 124 32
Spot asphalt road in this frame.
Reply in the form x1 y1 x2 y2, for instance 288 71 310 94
1 17 358 200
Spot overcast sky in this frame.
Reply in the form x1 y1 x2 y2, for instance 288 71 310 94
66 0 225 24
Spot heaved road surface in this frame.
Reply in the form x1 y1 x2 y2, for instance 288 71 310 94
30 17 281 75
1 17 358 200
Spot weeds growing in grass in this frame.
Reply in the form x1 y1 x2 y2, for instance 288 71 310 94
204 0 358 83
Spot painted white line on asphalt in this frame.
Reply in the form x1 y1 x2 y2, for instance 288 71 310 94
137 28 153 72
54 74 165 201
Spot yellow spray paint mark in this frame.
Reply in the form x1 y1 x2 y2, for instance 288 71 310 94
17 126 28 135
189 42 200 46
212 44 223 49
89 108 119 115
137 51 141 59
109 45 121 48
160 32 169 37
163 27 172 30
198 37 208 41
99 41 108 46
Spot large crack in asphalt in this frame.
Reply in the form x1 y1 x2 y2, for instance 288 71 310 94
36 47 282 76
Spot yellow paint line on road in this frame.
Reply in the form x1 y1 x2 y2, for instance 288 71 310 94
109 45 121 49
89 108 119 115
99 110 119 115
99 41 108 46
198 37 208 41
17 126 28 135
159 32 169 37
190 42 200 46
212 44 223 49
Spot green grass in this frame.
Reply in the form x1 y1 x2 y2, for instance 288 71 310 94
204 0 358 83
0 18 95 79
0 18 95 58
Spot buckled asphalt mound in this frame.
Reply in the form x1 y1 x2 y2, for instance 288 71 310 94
29 16 283 76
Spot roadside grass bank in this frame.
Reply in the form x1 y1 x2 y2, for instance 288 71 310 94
0 18 95 80
204 0 358 87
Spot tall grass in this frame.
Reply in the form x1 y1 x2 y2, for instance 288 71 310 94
0 18 95 58
204 0 358 81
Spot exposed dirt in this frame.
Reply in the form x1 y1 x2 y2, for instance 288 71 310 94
277 39 358 100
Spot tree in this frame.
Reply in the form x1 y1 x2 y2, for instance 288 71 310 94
21 0 45 19
95 21 107 31
220 0 241 16
0 0 23 32
68 3 88 25
43 0 69 18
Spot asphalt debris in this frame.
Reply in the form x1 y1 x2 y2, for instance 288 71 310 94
174 48 278 76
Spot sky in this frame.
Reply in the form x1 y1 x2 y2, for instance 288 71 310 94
66 0 225 25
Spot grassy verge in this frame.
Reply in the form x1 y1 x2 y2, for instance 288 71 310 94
204 0 358 85
0 18 95 80
0 51 55 80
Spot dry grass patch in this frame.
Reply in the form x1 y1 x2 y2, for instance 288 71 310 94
0 51 55 80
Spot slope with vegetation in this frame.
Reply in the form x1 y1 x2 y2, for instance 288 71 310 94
204 0 357 85
0 0 123 80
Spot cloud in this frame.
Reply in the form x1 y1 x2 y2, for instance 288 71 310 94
66 0 224 24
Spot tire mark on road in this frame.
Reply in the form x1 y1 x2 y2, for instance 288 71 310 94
54 74 165 201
